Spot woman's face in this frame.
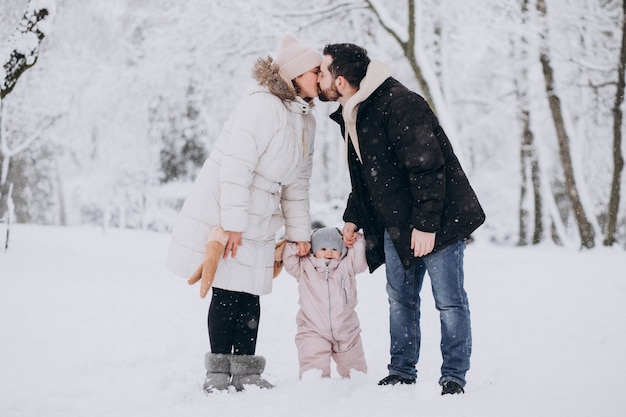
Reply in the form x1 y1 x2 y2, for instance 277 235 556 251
294 67 320 100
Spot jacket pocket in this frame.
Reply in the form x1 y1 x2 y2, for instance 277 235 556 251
247 176 282 235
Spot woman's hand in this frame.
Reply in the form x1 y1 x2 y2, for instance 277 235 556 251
223 231 243 258
294 241 311 256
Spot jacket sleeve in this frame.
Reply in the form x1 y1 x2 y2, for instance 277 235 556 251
388 93 446 232
218 93 281 232
342 192 360 229
281 113 315 242
282 242 305 280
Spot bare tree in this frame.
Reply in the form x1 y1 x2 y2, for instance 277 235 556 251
356 0 468 166
604 0 626 246
515 0 544 246
363 1 434 108
536 0 595 248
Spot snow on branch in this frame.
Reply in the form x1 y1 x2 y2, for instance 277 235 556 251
0 0 56 100
272 2 366 30
364 0 409 45
274 2 359 17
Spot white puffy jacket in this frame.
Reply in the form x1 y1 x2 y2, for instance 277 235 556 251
166 86 315 295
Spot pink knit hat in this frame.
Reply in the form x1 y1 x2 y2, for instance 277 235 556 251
275 34 321 86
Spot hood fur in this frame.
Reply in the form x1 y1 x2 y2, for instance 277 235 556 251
252 56 297 101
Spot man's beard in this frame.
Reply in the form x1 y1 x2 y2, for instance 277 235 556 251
318 83 341 102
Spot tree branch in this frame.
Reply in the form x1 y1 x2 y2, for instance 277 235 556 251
363 0 408 51
8 113 62 156
1 2 53 99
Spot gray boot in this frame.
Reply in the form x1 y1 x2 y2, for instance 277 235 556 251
203 353 231 394
230 355 275 391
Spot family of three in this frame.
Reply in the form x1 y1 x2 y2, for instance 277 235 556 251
165 34 485 396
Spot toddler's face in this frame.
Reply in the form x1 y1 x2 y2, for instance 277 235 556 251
314 247 341 260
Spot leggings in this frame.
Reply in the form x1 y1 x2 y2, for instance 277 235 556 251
208 287 260 355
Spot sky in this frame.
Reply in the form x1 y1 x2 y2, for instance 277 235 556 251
1 224 624 417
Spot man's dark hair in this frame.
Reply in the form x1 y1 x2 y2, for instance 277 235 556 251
322 43 370 87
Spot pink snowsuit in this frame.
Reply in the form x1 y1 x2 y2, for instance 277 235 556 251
282 234 368 378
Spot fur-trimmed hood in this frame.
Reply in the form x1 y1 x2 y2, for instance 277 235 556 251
252 56 298 101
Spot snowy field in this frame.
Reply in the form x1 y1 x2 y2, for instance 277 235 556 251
0 224 625 417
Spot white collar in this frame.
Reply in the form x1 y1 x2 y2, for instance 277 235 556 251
342 62 393 162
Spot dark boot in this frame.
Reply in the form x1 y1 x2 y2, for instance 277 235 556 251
377 374 416 385
230 355 275 391
441 380 465 395
203 353 231 394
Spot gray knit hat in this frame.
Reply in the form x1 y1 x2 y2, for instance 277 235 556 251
311 227 347 257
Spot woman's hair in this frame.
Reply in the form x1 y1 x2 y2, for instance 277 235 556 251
322 43 370 87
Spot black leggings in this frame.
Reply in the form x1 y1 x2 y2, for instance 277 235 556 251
208 287 260 355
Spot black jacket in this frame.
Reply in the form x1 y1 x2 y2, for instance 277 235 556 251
330 77 485 272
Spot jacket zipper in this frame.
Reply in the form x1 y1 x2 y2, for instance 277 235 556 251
324 264 339 350
341 276 348 304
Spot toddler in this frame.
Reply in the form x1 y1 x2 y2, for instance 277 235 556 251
282 227 368 378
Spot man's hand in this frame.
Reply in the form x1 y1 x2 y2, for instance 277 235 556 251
223 231 243 258
342 222 358 248
411 228 435 257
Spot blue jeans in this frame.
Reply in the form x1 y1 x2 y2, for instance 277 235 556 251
384 231 471 387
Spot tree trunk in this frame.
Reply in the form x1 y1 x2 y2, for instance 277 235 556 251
516 0 543 246
0 1 54 220
537 0 595 248
518 114 544 245
604 0 626 246
364 0 437 115
530 142 543 244
0 3 53 99
362 0 468 168
3 182 13 251
0 99 8 220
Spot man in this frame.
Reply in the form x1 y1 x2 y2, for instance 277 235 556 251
317 43 485 395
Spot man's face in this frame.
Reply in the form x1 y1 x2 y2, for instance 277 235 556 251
317 55 341 102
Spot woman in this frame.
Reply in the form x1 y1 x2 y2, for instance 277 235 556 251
166 34 320 393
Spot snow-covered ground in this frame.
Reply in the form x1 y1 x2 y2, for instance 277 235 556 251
0 224 624 417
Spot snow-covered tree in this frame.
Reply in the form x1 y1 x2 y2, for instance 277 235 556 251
0 0 55 99
0 0 55 223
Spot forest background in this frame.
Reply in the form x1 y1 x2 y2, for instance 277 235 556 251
1 0 625 251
